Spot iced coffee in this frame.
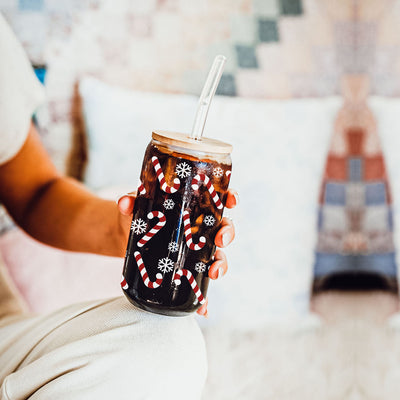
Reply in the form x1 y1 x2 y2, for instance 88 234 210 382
121 130 232 316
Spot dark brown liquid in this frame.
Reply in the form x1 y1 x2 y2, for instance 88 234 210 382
122 142 231 316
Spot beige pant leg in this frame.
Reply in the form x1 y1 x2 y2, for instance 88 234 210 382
0 254 27 319
0 297 207 400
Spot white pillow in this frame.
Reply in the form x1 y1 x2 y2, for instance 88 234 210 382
80 77 341 325
79 77 198 190
205 96 341 327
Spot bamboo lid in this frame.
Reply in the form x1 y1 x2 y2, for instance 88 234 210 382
152 130 232 155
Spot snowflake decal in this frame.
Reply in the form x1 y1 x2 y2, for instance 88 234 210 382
158 257 174 274
168 241 179 253
213 167 224 178
131 218 147 235
175 162 192 179
163 199 175 210
204 215 216 227
195 262 207 273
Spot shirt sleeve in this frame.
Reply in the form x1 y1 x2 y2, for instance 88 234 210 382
0 13 45 165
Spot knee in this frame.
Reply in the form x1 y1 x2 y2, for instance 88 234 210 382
104 301 208 399
134 314 208 392
0 298 208 400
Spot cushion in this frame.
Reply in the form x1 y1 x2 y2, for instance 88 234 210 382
79 77 198 190
0 228 121 314
79 77 341 324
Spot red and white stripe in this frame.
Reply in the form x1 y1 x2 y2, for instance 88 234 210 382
174 269 205 304
137 211 166 248
120 275 129 290
191 174 223 210
182 210 206 251
134 251 163 289
225 170 231 178
137 180 146 195
152 156 180 193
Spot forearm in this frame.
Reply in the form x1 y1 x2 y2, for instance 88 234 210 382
0 125 129 257
18 176 127 257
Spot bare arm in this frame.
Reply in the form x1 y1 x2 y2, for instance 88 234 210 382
0 123 129 257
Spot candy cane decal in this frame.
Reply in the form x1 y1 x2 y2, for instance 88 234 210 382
137 180 146 195
191 174 223 210
174 269 205 304
121 275 128 290
137 211 166 248
226 170 231 178
134 251 163 289
182 210 206 251
152 156 180 193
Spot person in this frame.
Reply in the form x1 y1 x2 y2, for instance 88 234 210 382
0 14 237 399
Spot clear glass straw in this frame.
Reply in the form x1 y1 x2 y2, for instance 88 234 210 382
191 55 226 140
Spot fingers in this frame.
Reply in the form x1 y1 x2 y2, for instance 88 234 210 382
214 217 235 248
196 298 208 318
117 192 136 216
118 189 238 219
119 188 237 319
225 189 239 209
208 249 227 280
197 250 228 317
214 189 237 248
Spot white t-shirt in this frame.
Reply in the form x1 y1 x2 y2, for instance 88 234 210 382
0 13 45 165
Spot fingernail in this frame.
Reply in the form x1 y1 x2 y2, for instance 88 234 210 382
233 192 240 206
218 267 225 278
222 231 232 247
115 194 128 205
116 192 136 205
204 309 209 319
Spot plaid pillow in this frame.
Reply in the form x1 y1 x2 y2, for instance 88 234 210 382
313 104 398 292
